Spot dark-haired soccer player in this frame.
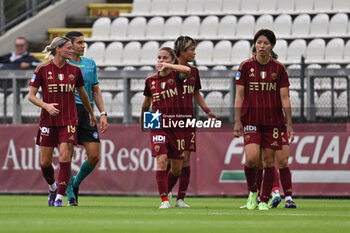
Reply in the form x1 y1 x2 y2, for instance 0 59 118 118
28 37 96 207
234 29 294 210
64 31 107 206
141 47 190 208
166 36 217 207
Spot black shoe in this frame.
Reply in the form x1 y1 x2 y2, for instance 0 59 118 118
67 198 78 206
284 200 297 208
73 185 79 203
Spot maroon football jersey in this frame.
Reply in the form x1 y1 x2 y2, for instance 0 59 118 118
30 60 84 127
235 56 290 126
144 71 183 116
180 65 202 116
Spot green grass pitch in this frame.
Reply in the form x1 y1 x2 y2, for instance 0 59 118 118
0 195 349 233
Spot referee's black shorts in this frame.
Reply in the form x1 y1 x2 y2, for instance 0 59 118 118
76 104 100 145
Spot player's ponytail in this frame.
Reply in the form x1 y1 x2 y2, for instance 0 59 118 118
43 37 71 59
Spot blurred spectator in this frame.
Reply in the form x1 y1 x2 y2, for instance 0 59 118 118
0 37 41 69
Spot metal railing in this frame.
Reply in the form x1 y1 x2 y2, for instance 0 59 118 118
0 0 58 35
0 69 349 124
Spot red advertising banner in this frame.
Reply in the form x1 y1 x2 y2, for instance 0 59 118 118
0 124 349 196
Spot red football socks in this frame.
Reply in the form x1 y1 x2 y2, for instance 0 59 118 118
279 167 293 197
57 162 71 196
41 164 55 185
156 170 169 202
260 167 275 203
244 165 257 192
177 166 190 200
168 170 179 193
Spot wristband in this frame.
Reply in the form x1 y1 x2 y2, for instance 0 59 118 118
205 108 211 114
100 111 107 117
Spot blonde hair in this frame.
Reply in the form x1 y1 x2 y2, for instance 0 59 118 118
174 36 196 57
43 37 71 59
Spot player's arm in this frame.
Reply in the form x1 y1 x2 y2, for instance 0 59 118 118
77 86 97 126
193 90 217 118
140 96 151 130
234 84 244 138
156 63 191 78
280 87 294 142
28 86 59 116
92 84 107 133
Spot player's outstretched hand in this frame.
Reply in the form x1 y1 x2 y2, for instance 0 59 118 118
45 103 60 116
100 115 107 133
90 114 97 127
155 62 167 72
207 111 217 119
287 123 294 143
233 121 243 138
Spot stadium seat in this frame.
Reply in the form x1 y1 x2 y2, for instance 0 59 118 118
22 93 40 117
286 39 307 63
187 0 205 14
305 38 326 63
123 66 137 70
258 0 277 13
313 0 332 12
273 39 288 62
222 0 241 13
91 17 111 39
277 0 295 12
132 0 151 15
273 14 292 37
213 40 232 65
195 40 214 65
204 0 223 13
163 17 182 39
101 92 113 115
131 92 144 117
200 15 219 39
329 13 348 36
111 92 124 117
212 65 227 70
344 40 350 61
295 0 313 13
182 16 201 37
236 15 255 38
255 14 274 32
310 14 329 36
104 42 123 66
334 78 347 90
140 41 159 65
241 0 258 13
146 17 165 39
110 17 129 39
139 65 154 70
104 66 118 71
85 42 105 66
197 65 209 70
218 15 237 39
335 91 348 117
325 38 344 63
332 0 350 12
316 91 332 117
290 90 301 117
160 40 174 48
231 40 251 65
150 0 169 14
168 0 187 14
127 17 147 39
292 14 311 37
223 92 233 117
204 91 224 117
122 41 141 65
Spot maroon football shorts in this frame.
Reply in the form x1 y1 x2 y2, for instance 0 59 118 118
150 129 184 160
184 127 196 152
36 125 78 147
243 125 283 150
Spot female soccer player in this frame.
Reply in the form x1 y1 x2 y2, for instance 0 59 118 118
141 47 190 208
65 31 108 206
234 29 294 210
28 37 96 207
167 36 217 208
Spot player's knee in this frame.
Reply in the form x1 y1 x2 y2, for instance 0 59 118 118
88 154 100 166
40 161 51 168
278 160 289 169
171 168 181 176
263 159 275 168
245 157 256 167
